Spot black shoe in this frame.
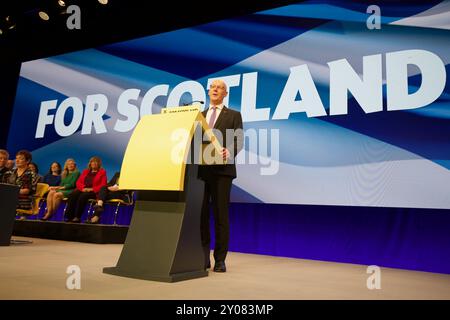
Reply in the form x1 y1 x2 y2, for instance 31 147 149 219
88 215 100 224
213 261 226 273
71 217 80 223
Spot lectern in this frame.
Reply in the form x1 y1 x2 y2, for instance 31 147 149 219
103 106 222 282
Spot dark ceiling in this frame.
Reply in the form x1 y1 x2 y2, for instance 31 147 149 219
0 0 303 62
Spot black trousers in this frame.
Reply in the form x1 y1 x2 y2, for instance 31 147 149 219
95 186 129 217
98 186 128 202
65 189 96 220
200 175 233 264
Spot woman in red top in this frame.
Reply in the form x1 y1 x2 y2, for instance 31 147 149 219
65 156 107 223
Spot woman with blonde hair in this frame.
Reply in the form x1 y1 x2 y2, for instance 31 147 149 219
42 158 80 221
65 156 107 223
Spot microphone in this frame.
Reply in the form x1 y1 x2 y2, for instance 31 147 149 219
183 100 204 106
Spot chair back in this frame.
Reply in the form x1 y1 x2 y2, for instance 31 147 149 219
104 190 135 225
31 183 50 214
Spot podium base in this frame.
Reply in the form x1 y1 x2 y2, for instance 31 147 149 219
103 266 208 283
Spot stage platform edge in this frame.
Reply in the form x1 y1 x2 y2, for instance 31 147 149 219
13 220 128 244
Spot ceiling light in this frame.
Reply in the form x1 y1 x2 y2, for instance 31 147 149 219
5 16 16 30
39 11 50 21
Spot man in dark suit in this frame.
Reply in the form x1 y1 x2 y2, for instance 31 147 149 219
198 79 243 273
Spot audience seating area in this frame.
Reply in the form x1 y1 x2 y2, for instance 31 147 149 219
19 193 134 226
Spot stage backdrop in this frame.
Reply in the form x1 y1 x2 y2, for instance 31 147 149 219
7 0 450 274
9 1 449 209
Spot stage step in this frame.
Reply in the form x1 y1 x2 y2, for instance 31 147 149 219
13 220 128 244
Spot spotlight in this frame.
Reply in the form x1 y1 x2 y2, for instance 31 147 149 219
39 11 50 21
58 0 66 7
98 0 109 5
4 16 16 30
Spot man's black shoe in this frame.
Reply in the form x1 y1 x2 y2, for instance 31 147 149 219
213 261 226 273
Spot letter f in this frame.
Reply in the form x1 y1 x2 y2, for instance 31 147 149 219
35 100 58 138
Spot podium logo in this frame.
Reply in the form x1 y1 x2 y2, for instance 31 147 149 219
171 126 279 176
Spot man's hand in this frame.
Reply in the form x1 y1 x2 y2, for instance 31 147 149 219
222 148 230 160
82 188 93 192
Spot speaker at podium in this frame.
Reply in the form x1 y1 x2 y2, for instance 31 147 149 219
103 105 222 282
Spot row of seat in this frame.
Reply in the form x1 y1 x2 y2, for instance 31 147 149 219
16 183 135 225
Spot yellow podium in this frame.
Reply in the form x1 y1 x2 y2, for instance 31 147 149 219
103 106 221 282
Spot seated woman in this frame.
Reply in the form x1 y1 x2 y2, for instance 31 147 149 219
64 156 107 223
42 162 62 187
88 171 131 224
28 162 43 184
42 158 80 221
6 150 36 212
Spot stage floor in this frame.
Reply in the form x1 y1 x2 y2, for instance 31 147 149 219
1 237 449 300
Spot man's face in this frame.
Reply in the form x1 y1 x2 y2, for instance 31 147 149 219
208 80 228 105
0 154 7 168
6 160 14 170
